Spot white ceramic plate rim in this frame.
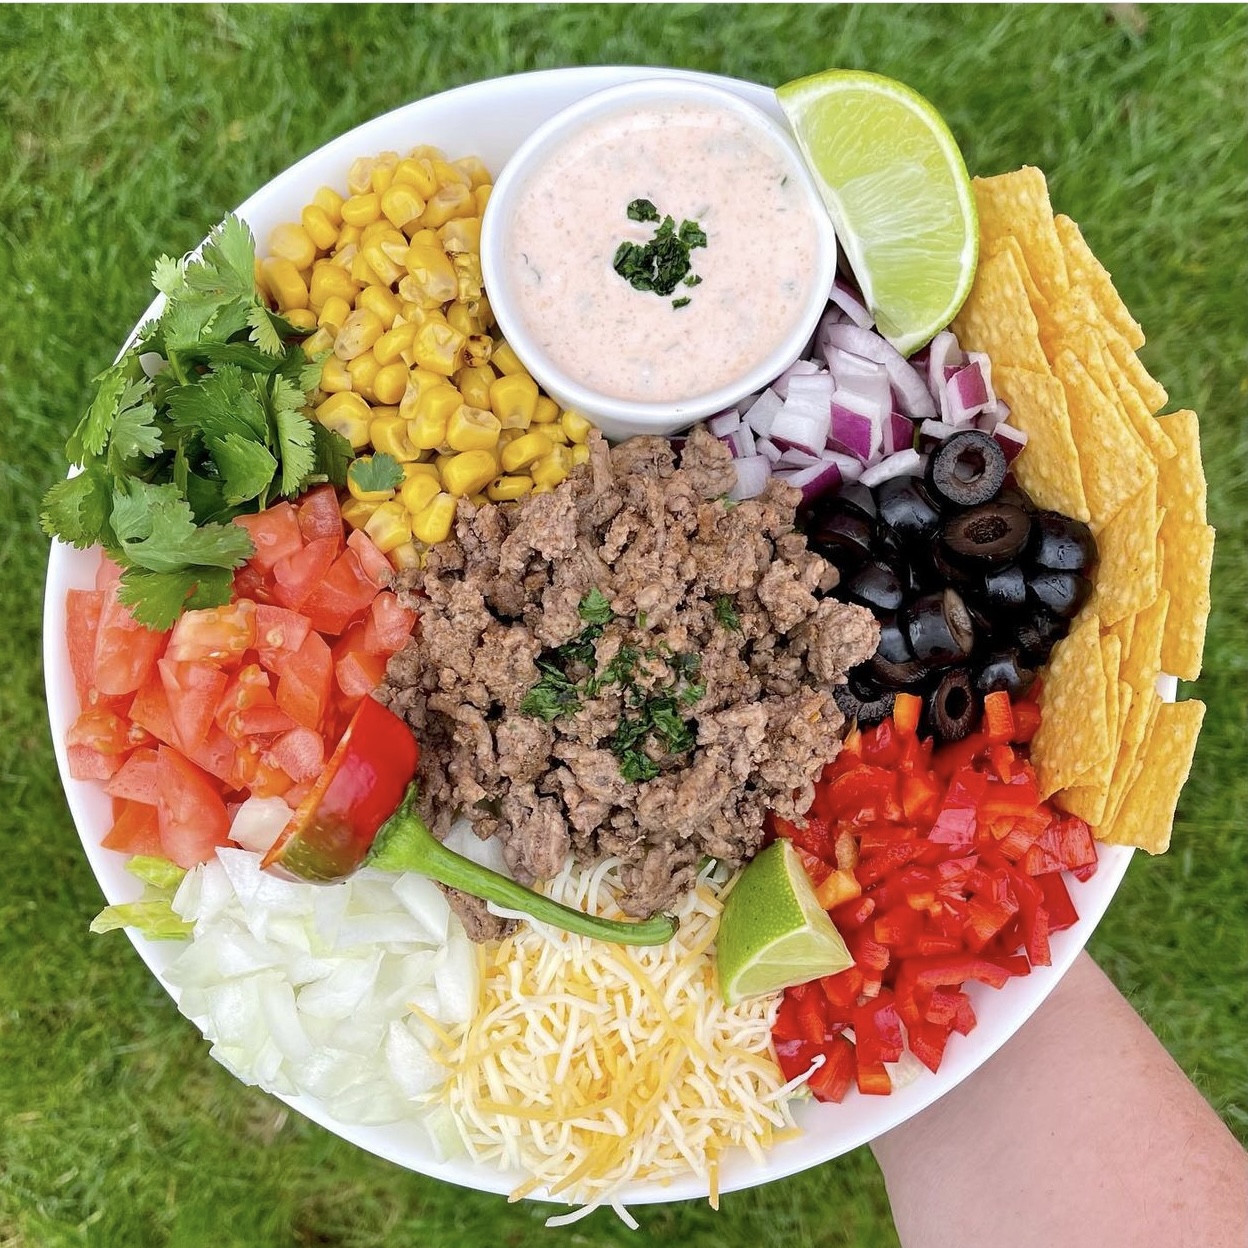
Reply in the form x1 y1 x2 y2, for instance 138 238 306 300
44 65 1137 1208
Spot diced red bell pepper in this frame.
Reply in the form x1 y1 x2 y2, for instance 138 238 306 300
806 1036 857 1104
1037 870 1079 932
855 1059 893 1096
981 690 1015 744
892 692 922 737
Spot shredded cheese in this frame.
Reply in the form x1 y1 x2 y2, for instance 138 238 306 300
429 858 808 1219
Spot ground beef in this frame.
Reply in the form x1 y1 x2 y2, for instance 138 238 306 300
379 425 879 933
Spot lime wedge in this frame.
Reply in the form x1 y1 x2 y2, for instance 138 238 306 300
717 840 852 1005
777 69 978 356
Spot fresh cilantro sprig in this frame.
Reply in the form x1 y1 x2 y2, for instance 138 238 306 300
613 199 707 307
41 214 353 630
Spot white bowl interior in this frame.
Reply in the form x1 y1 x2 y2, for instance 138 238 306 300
44 65 1135 1207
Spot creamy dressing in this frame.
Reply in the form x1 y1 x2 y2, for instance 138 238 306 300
504 101 822 403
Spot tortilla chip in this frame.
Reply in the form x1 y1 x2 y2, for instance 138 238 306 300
1155 410 1207 523
1110 612 1135 658
972 168 1069 305
1053 347 1156 529
1053 214 1145 349
1122 590 1170 694
988 235 1050 321
1097 686 1161 836
1101 343 1175 462
951 246 1052 373
992 366 1090 521
1100 698 1206 853
1158 517 1214 681
1032 611 1111 796
1102 635 1123 747
1059 678 1132 825
1104 331 1169 416
1091 483 1159 626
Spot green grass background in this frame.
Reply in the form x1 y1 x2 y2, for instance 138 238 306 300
1 5 1244 1246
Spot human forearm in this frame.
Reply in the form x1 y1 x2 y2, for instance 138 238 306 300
871 952 1248 1248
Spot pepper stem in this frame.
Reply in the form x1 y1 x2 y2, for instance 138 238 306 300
365 784 678 947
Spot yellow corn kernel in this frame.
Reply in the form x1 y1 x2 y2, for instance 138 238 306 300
335 223 362 251
411 316 467 376
395 156 438 199
456 363 495 410
389 540 423 571
490 373 539 430
409 384 461 449
441 450 498 498
349 250 384 288
283 307 317 331
359 218 393 248
260 257 308 312
491 340 526 376
408 367 449 396
499 427 524 445
434 451 457 473
452 251 483 301
438 218 482 255
401 243 458 309
500 430 554 473
347 351 381 401
373 321 416 366
381 182 426 231
541 422 570 446
268 222 317 271
340 497 381 530
301 204 339 252
334 308 385 361
408 227 439 248
399 473 442 515
313 185 345 225
531 446 572 491
570 442 591 467
372 412 422 462
372 361 410 407
446 300 483 338
410 492 457 544
474 185 492 215
447 404 502 453
356 283 402 329
421 182 475 228
253 255 268 299
453 155 492 189
402 461 440 481
369 161 396 197
487 474 534 502
319 355 353 394
407 144 447 163
316 294 352 337
461 333 492 368
532 395 560 423
300 325 335 360
364 501 412 553
347 156 376 196
341 192 381 228
347 456 397 504
309 261 359 310
561 409 592 444
473 292 494 330
432 158 471 189
362 229 410 287
315 391 372 449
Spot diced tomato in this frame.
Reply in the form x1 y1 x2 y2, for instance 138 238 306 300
184 724 238 787
66 706 143 757
101 799 163 856
215 664 297 740
267 726 326 783
104 747 161 805
275 630 334 731
347 528 393 590
129 674 177 748
93 587 167 696
66 588 106 704
302 549 377 635
67 744 124 780
154 746 231 868
158 659 230 753
295 484 345 547
253 605 312 673
362 591 418 655
272 536 338 612
335 647 387 700
231 562 275 605
233 502 304 573
166 600 256 666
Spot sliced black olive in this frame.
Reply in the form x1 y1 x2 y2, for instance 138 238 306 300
875 476 943 543
925 668 977 743
833 678 896 728
940 503 1032 568
904 588 976 667
842 559 905 613
876 615 913 664
869 616 929 688
975 651 1036 698
834 481 878 524
806 508 874 569
1028 511 1098 573
1028 569 1092 620
926 540 976 590
998 484 1037 514
978 563 1028 615
1017 609 1069 664
926 429 1008 510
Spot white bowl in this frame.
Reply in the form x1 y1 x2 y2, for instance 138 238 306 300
480 76 839 440
44 65 1135 1209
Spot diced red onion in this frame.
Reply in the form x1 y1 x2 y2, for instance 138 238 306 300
823 343 883 383
743 388 783 438
728 455 772 501
927 330 963 399
770 373 834 455
707 410 742 438
756 436 782 464
777 447 822 468
821 449 865 482
829 403 880 463
992 423 1028 463
724 425 756 458
828 277 875 329
919 418 958 443
776 459 844 502
831 362 891 412
771 358 822 401
859 448 925 488
888 411 916 457
822 323 936 422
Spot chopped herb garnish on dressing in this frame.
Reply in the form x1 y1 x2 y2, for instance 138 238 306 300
612 200 707 308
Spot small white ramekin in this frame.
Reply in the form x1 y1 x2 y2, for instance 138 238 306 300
480 76 838 441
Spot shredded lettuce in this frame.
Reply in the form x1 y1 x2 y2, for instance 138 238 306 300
91 855 192 940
